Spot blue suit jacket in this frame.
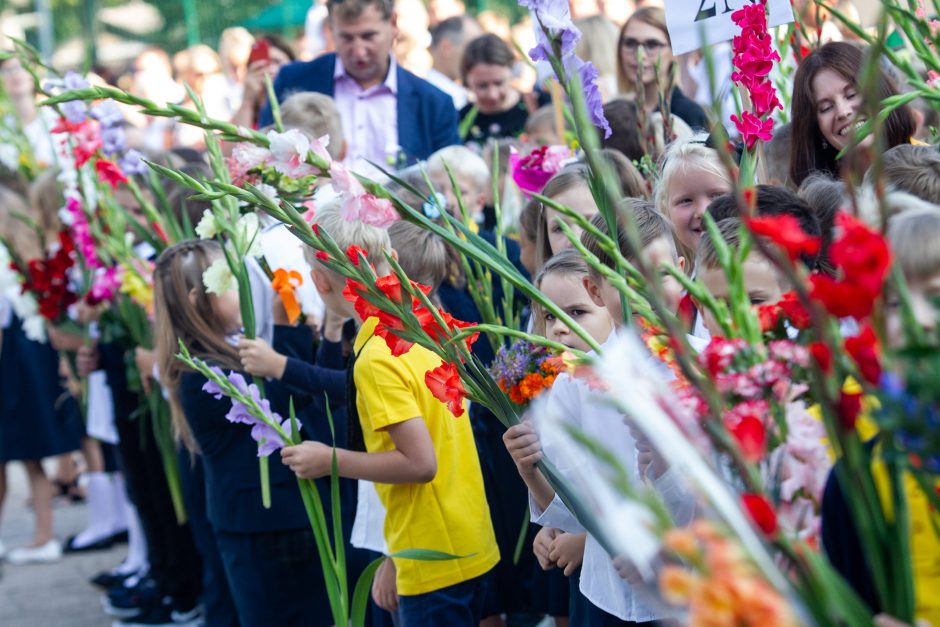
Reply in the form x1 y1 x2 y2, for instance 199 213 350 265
259 54 460 164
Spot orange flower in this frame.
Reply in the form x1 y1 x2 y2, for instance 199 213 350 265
660 565 696 605
663 529 699 560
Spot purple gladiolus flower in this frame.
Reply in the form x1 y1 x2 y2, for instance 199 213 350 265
251 419 287 457
119 149 148 176
227 372 250 396
90 101 124 128
101 126 127 156
522 0 581 63
569 57 612 139
225 399 256 425
202 368 226 399
63 71 90 91
61 100 88 124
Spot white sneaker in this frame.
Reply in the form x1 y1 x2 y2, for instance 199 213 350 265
6 539 63 564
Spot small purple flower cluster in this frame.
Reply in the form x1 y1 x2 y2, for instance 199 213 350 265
60 72 90 124
203 367 290 457
490 339 553 383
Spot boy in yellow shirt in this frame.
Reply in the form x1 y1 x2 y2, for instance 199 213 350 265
281 201 499 625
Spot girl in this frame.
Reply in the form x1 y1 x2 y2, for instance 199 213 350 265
653 134 734 267
0 185 83 564
154 240 332 627
790 41 917 187
528 249 615 627
615 7 709 131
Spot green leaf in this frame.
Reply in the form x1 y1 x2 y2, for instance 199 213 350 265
350 556 386 627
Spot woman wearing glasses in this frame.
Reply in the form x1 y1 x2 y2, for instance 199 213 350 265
615 7 710 132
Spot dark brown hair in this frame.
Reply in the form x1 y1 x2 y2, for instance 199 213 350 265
327 0 394 21
789 42 916 187
460 34 514 83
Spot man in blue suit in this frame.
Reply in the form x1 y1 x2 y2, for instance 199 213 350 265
260 0 460 173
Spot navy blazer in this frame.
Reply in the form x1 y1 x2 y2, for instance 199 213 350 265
259 54 460 164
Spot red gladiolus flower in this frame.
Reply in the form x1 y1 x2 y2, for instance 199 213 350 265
727 414 767 463
376 274 403 303
810 274 875 319
374 320 414 356
741 493 778 536
830 213 891 297
95 159 128 189
315 250 330 262
346 245 368 267
746 215 820 262
757 302 781 333
777 291 812 329
731 111 774 150
342 280 381 320
425 361 467 417
837 390 863 429
844 325 881 385
809 342 833 373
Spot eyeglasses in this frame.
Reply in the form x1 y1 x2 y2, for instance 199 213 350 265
621 38 669 53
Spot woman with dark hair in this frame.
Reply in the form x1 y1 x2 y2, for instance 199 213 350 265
230 34 296 129
459 34 549 149
615 7 710 132
789 41 917 187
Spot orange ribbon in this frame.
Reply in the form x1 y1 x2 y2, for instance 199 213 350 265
271 268 304 324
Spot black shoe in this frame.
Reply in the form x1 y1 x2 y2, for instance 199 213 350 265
103 576 163 618
109 530 130 544
91 569 135 590
64 533 114 553
111 602 202 626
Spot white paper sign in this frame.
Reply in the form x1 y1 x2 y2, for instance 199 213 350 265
664 0 794 55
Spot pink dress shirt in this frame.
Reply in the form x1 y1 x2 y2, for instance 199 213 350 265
332 56 401 178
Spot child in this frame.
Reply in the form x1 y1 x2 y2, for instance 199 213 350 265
530 248 615 626
761 122 792 187
820 208 940 625
694 217 787 336
154 239 334 627
653 134 734 265
281 201 500 626
427 144 490 227
504 202 694 626
534 167 601 271
877 143 940 206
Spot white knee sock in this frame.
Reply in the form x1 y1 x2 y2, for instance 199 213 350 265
107 473 129 534
115 499 148 575
70 471 114 548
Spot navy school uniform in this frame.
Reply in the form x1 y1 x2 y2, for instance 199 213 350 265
178 325 368 627
99 338 202 610
0 314 83 462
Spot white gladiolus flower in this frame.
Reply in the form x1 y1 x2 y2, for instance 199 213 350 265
195 209 220 240
235 212 263 258
203 259 236 295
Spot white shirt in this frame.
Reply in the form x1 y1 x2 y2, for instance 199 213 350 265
423 68 468 110
350 481 388 553
530 337 695 621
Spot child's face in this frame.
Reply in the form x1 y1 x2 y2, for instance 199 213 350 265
886 271 940 348
540 273 613 350
430 170 486 222
546 184 598 255
667 167 732 251
210 288 243 336
697 252 784 337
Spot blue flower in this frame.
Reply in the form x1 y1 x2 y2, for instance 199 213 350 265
91 101 125 128
119 150 148 176
101 126 127 156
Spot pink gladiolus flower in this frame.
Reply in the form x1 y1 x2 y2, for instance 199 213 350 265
509 145 572 197
731 1 768 31
340 193 399 228
86 266 122 305
748 80 783 118
72 120 103 168
731 111 774 150
329 162 366 197
266 129 325 178
232 142 271 172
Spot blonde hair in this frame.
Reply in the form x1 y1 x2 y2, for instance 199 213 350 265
0 185 42 260
153 240 241 450
574 15 619 96
388 220 449 293
428 145 490 192
888 207 940 283
854 186 940 229
531 248 591 337
218 27 254 79
303 197 392 272
281 93 345 160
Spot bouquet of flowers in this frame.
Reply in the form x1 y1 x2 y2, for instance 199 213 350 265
13 230 78 324
490 339 565 407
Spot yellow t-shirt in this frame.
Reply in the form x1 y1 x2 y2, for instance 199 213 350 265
353 317 500 596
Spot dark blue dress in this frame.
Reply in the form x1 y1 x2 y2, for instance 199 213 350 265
0 315 83 462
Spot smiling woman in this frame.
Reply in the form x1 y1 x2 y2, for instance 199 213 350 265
789 41 917 187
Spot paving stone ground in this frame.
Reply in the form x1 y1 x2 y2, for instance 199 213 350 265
0 462 124 627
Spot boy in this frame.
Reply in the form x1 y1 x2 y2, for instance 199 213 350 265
504 201 695 625
281 200 499 625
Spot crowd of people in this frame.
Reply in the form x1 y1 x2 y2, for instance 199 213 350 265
1 0 939 626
